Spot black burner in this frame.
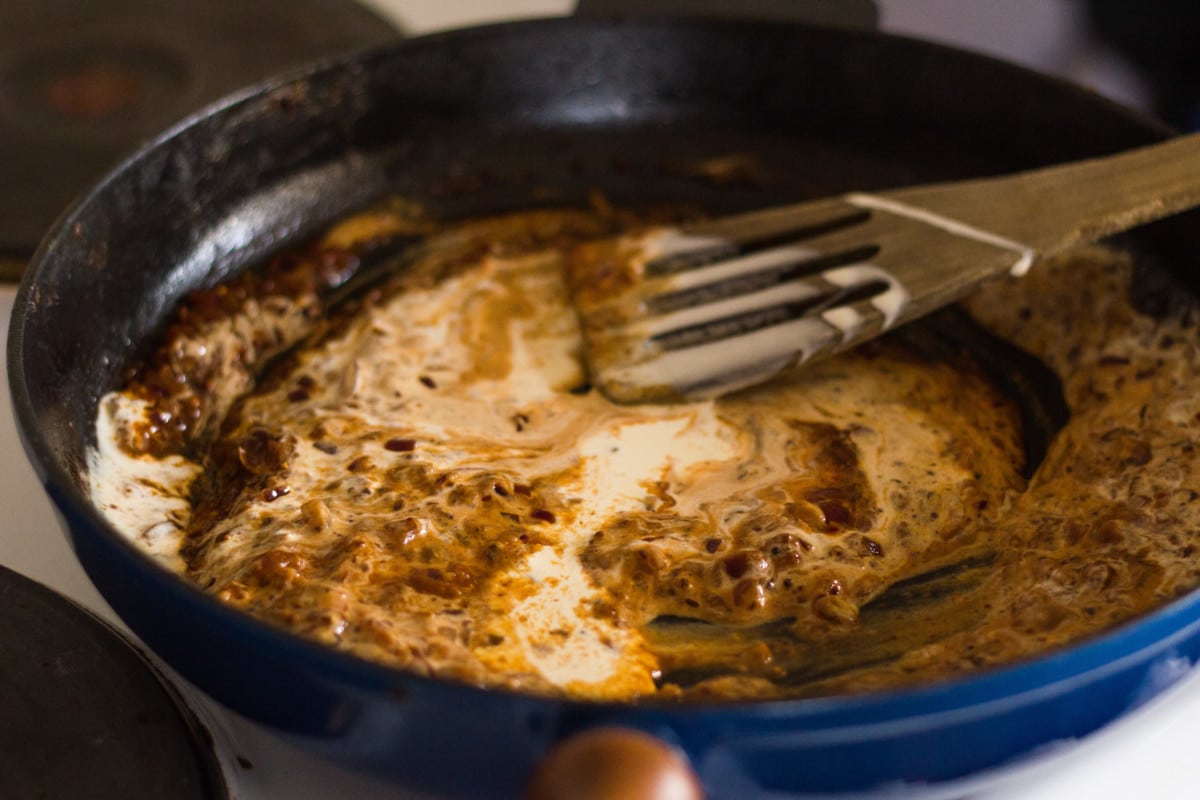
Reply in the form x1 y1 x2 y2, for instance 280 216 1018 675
0 564 226 799
0 0 400 277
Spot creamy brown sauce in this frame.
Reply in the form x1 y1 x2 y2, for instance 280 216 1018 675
89 203 1200 701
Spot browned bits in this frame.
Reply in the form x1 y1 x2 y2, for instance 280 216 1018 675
565 239 641 306
115 238 366 458
635 545 670 573
704 538 722 554
237 428 291 475
385 437 416 452
806 489 853 530
407 565 474 598
419 375 437 389
787 499 828 531
1085 562 1118 592
1098 427 1153 468
1011 590 1071 634
729 513 777 538
299 499 331 530
721 551 771 582
733 578 766 610
765 534 806 569
1093 518 1127 546
447 485 477 506
259 485 290 502
812 591 859 625
531 509 557 524
722 552 749 579
385 517 427 547
250 548 307 586
347 456 373 473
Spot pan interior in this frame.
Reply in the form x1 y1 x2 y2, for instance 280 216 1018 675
15 22 1200 713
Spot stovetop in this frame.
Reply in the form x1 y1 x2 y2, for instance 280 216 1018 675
0 1 1192 797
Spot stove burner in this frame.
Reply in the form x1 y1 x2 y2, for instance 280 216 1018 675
41 61 152 120
0 564 226 799
1 41 190 139
0 0 400 275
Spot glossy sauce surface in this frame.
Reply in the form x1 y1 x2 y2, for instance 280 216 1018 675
89 205 1200 701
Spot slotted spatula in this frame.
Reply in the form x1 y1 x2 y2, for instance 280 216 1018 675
568 131 1200 403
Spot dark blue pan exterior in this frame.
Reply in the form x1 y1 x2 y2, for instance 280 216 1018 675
11 18 1200 799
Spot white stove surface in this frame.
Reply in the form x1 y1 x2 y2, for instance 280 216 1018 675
2 2 1192 797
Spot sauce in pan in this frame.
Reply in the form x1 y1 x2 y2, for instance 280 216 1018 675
88 201 1200 701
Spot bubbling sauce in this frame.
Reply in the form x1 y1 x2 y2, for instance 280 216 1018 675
89 202 1200 701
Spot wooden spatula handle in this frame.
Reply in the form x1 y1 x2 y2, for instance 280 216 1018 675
884 130 1200 256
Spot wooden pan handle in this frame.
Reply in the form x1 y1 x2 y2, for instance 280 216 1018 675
525 727 705 800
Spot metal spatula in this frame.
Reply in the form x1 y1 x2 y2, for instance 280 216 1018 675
569 132 1200 403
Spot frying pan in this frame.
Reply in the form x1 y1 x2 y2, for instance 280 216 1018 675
10 17 1200 799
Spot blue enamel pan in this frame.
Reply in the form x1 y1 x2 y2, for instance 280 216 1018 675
10 18 1200 799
